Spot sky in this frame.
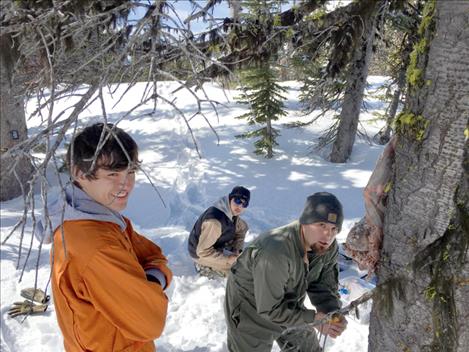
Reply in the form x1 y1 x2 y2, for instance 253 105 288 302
0 76 388 351
129 0 353 35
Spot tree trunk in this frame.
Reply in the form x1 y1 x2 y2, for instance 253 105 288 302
379 87 400 144
228 0 241 21
377 67 404 145
377 30 417 145
329 2 379 163
266 117 273 159
369 2 469 351
0 34 33 201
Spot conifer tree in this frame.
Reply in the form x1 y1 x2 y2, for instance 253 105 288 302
234 0 288 159
236 64 287 158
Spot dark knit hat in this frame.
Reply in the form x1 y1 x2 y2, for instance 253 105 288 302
229 186 250 203
299 192 343 231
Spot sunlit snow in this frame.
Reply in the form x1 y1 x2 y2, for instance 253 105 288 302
1 77 389 352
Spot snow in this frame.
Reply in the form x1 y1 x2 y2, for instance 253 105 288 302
1 77 390 351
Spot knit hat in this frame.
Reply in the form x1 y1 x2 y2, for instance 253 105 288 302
229 186 250 203
299 192 343 231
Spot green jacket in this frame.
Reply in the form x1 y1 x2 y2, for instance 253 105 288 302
226 220 341 332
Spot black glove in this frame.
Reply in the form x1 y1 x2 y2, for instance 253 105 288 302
20 288 50 304
8 301 48 318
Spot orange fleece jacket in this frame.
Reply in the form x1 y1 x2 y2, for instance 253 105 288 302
51 217 172 352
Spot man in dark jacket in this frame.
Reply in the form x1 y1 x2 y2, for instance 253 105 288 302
188 186 250 278
224 192 347 352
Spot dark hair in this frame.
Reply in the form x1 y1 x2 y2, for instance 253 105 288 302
229 186 250 202
67 123 139 180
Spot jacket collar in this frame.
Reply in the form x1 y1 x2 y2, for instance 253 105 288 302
46 183 126 232
290 220 306 258
213 195 234 221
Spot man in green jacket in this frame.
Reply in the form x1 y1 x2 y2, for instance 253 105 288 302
224 192 347 352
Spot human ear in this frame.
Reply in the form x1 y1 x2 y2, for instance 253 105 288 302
71 166 87 184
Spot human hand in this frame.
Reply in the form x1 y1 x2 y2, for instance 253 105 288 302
314 312 348 338
8 300 48 318
227 255 238 266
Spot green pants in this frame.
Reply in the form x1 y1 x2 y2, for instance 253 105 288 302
225 278 321 352
227 324 320 352
277 328 321 352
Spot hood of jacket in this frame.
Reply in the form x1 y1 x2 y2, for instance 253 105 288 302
37 183 126 243
212 195 234 221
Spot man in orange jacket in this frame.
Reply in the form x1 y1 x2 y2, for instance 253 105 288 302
50 123 172 351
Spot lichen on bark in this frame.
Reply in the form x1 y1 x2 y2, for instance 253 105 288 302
394 111 429 141
405 0 436 88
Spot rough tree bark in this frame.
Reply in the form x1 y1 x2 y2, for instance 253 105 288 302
369 1 469 351
329 1 380 163
0 34 33 201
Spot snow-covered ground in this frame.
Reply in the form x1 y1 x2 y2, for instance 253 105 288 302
1 77 389 351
